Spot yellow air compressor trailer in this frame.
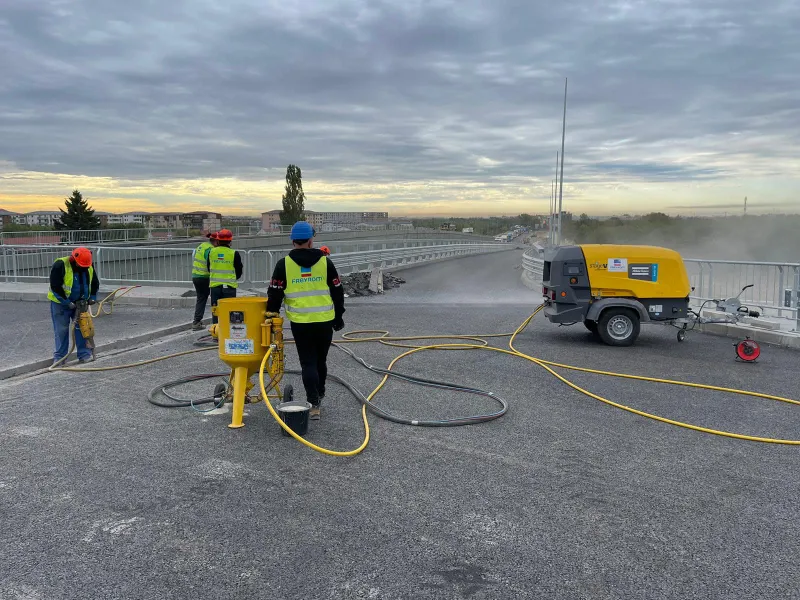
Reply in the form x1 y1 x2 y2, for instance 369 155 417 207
541 244 692 346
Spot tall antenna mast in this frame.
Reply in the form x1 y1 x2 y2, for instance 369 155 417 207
557 77 568 245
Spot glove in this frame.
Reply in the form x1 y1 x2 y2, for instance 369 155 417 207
68 302 76 310
333 317 345 331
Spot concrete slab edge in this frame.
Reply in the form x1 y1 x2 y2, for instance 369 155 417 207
0 291 197 308
0 319 209 381
694 322 800 350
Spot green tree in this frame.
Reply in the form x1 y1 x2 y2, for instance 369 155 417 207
279 165 306 225
55 190 101 230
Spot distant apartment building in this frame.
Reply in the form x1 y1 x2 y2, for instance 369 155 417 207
105 212 149 226
25 211 63 227
0 209 21 230
260 209 389 232
182 211 222 233
145 212 185 228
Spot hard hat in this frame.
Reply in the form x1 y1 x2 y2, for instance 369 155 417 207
71 247 93 268
320 245 331 256
216 229 233 241
290 221 315 241
209 231 219 240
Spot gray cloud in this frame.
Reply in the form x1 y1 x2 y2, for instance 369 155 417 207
1 0 799 194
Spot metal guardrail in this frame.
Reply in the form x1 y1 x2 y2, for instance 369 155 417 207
521 248 800 330
0 226 262 246
0 224 451 246
0 241 511 287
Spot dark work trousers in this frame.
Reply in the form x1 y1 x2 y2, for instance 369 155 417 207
210 285 237 324
290 321 334 406
192 277 210 324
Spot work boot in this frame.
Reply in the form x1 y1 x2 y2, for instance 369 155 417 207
78 355 95 364
192 322 204 331
309 404 321 420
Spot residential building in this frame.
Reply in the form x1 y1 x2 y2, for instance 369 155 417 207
182 211 222 233
260 209 390 232
105 212 149 226
25 211 62 227
145 212 185 228
0 209 22 230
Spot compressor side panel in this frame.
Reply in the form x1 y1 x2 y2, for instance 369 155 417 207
579 244 691 299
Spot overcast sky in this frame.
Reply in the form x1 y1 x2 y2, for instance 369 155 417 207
1 0 798 216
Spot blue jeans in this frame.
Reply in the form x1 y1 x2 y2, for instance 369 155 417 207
51 302 91 362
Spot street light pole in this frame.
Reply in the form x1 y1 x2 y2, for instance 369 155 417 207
557 77 567 245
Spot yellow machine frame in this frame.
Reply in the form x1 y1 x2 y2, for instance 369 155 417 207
209 297 285 429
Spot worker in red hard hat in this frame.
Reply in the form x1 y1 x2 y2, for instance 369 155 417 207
319 245 331 256
190 231 219 330
207 229 243 324
47 247 100 365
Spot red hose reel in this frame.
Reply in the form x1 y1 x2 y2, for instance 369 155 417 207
735 337 761 362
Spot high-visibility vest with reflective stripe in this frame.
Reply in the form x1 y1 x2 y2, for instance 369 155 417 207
209 246 238 288
47 257 94 303
283 256 335 323
192 241 213 277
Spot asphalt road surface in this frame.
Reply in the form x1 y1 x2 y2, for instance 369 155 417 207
1 250 798 600
0 300 194 372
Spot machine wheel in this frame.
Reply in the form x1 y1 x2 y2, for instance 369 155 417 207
677 329 686 342
597 308 640 347
213 383 228 403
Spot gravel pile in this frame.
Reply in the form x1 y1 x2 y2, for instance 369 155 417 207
342 271 406 297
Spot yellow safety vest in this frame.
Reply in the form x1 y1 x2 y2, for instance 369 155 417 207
192 241 213 277
209 246 238 288
47 257 95 303
284 256 335 323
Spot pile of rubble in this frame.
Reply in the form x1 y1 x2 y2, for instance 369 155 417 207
341 271 406 297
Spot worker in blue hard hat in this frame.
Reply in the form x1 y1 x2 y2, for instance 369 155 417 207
267 221 345 420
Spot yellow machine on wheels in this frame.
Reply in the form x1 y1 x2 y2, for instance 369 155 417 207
541 244 693 346
209 297 291 429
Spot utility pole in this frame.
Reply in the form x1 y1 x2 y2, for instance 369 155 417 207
552 152 559 245
744 196 747 216
557 77 568 245
548 180 553 245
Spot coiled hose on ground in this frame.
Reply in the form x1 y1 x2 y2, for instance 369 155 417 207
56 304 800 452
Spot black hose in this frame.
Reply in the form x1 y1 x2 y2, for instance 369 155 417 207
327 343 508 426
151 340 508 427
147 373 230 408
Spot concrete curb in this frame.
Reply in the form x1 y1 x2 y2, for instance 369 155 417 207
0 319 211 381
0 290 198 308
694 322 800 350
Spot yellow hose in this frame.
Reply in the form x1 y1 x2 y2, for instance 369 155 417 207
260 305 799 452
50 285 215 372
258 346 371 456
52 291 800 449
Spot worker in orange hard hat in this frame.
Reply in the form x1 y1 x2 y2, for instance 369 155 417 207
47 247 100 365
319 246 331 256
208 229 244 324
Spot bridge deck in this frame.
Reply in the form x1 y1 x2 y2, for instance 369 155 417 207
1 251 798 599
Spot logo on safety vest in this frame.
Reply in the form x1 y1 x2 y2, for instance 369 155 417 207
301 267 312 278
